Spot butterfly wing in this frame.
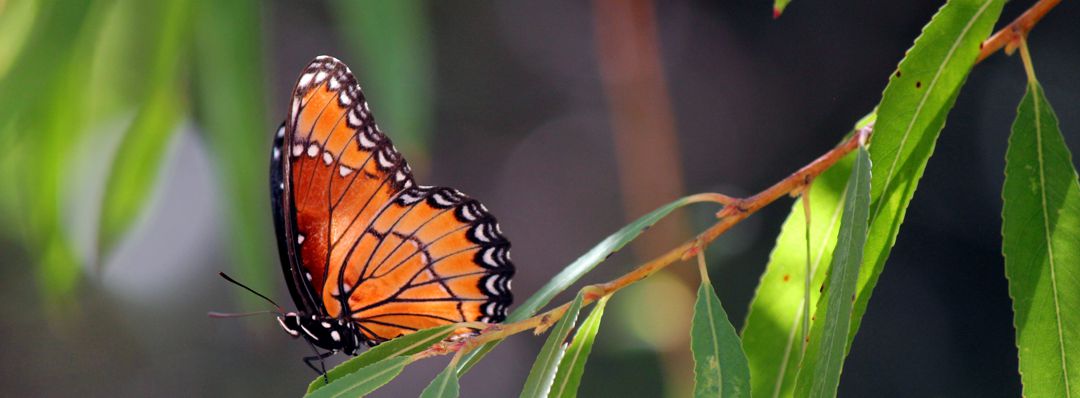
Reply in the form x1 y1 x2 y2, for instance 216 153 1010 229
275 56 513 343
271 122 323 316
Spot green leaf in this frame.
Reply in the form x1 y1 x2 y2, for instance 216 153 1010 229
740 128 858 398
1003 72 1080 397
550 296 609 398
98 0 190 258
98 91 181 255
692 265 750 397
793 146 871 397
520 291 588 398
420 364 461 398
772 0 792 19
1 1 108 303
192 0 274 300
742 1 1004 395
0 0 39 80
307 324 455 394
330 0 434 171
857 0 1003 362
305 356 412 398
457 194 714 374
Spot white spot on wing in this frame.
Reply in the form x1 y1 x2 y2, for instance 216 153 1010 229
298 72 314 88
357 131 376 149
292 144 304 157
273 147 280 160
485 276 500 294
339 90 352 106
432 192 454 207
339 165 354 177
313 71 328 84
297 234 306 244
323 151 334 165
348 109 362 127
276 126 285 138
307 144 319 157
377 150 394 169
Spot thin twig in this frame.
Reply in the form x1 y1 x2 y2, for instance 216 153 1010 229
976 0 1060 64
419 0 1061 360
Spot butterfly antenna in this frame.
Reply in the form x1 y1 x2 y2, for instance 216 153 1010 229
217 271 284 311
208 310 280 318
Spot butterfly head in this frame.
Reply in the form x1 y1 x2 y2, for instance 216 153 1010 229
277 312 363 355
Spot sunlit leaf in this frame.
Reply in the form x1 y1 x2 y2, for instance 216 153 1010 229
1003 58 1080 398
0 1 107 303
857 0 1003 361
793 146 871 397
0 0 39 80
305 356 412 398
520 291 587 398
550 296 609 398
743 1 1004 395
307 324 455 394
691 260 750 397
457 194 716 374
740 123 861 398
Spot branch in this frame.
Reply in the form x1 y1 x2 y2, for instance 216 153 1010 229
976 0 1060 64
419 0 1062 361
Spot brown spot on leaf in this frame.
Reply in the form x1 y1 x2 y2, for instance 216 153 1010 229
782 274 790 282
895 70 901 78
916 81 922 88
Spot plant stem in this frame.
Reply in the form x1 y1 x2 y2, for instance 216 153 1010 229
976 0 1060 64
419 0 1062 360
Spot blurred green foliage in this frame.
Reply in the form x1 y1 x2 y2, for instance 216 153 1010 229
0 0 434 307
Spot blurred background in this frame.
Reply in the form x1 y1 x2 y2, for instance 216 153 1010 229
0 0 1077 396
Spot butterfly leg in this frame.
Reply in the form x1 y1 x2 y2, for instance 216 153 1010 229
303 343 336 383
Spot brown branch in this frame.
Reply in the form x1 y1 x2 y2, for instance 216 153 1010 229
418 0 1062 361
976 0 1061 64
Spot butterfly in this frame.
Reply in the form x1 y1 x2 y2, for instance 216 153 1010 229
269 55 514 372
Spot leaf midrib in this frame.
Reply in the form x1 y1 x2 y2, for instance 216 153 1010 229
1031 82 1072 397
770 191 847 398
869 0 995 225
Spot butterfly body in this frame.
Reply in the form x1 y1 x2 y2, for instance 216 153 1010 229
269 56 514 364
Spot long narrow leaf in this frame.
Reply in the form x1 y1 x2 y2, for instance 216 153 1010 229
192 0 274 299
420 363 461 398
308 324 455 394
4 1 105 303
97 0 190 258
520 291 587 398
741 125 861 398
793 146 871 397
857 0 1003 345
550 296 609 398
742 0 1004 394
1003 56 1080 398
306 356 412 398
458 194 714 374
330 0 433 169
692 260 750 397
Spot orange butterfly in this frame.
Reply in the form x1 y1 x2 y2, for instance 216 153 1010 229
269 56 513 372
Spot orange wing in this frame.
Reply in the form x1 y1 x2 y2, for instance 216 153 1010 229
281 56 512 343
